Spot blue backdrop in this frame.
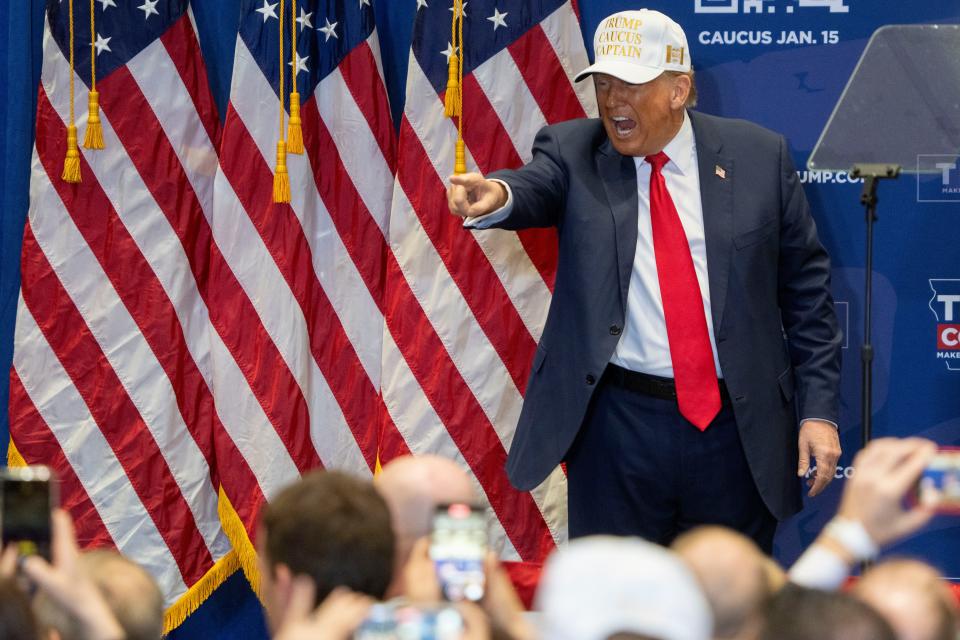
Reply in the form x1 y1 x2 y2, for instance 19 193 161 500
2 0 958 637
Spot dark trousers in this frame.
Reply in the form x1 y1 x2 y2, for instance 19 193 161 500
565 374 777 553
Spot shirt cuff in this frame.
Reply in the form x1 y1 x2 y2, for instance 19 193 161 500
800 418 838 429
463 179 513 229
788 544 851 590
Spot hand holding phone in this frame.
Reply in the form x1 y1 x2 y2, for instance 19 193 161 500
0 466 57 560
354 602 465 640
916 447 960 514
429 503 487 602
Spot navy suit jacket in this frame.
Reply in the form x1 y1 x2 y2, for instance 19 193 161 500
481 110 842 520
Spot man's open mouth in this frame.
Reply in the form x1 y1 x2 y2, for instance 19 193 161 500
611 115 637 137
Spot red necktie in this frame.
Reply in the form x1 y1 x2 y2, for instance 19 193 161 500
646 151 720 430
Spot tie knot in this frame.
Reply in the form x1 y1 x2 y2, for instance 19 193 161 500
645 151 670 172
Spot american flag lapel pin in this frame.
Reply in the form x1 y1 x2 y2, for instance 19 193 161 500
715 165 727 180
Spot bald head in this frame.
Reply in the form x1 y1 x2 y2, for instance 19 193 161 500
375 455 476 579
853 560 958 640
673 526 777 640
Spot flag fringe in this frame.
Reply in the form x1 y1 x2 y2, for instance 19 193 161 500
7 439 27 467
162 551 240 634
217 487 262 599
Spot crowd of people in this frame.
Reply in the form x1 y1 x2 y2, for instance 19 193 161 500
0 437 955 640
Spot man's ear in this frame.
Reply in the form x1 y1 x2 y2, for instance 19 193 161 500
671 73 692 109
272 563 295 615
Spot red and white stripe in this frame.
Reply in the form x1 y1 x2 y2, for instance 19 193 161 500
385 0 597 563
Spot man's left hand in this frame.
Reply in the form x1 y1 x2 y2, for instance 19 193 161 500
798 420 842 497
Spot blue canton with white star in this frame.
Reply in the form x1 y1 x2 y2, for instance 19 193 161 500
412 0 566 95
239 0 376 102
48 0 187 83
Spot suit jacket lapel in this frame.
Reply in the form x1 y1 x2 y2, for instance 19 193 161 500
690 111 734 336
597 138 639 313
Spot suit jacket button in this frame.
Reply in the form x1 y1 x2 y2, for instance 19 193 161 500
586 374 596 386
609 325 622 336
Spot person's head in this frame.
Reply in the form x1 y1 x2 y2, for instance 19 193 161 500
0 579 38 640
760 584 896 640
537 536 713 640
257 470 395 630
853 559 959 640
33 550 163 640
575 9 696 157
374 455 476 596
673 527 776 640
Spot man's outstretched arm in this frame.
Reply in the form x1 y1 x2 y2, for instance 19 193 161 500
446 126 568 230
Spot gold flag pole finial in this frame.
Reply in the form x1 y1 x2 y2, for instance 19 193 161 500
286 0 304 154
273 0 291 203
62 0 82 183
83 0 105 150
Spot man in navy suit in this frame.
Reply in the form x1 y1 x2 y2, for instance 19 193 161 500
447 9 842 551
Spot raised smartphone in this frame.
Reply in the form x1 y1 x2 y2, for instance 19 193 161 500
0 466 57 559
429 502 487 602
916 448 960 514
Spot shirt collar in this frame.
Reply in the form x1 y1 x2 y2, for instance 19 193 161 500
633 110 696 177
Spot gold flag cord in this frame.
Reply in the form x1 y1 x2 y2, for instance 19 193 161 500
286 0 303 154
62 0 82 183
83 0 104 149
449 0 466 174
273 0 291 202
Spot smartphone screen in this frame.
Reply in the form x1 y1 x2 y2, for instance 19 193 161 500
354 602 464 640
0 466 55 559
353 602 464 640
917 448 960 514
430 503 487 602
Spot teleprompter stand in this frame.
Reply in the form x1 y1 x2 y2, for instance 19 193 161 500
849 163 900 447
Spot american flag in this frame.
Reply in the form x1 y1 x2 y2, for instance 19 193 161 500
385 0 596 570
211 0 403 564
10 0 234 627
11 0 596 628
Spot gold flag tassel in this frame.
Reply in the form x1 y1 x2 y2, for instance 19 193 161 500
273 0 291 202
452 0 466 174
287 92 303 154
286 0 303 154
62 0 82 182
83 0 104 149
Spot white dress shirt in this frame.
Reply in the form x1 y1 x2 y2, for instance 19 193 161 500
609 112 722 378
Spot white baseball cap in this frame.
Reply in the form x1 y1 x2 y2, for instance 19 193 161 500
536 536 713 640
575 9 691 85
